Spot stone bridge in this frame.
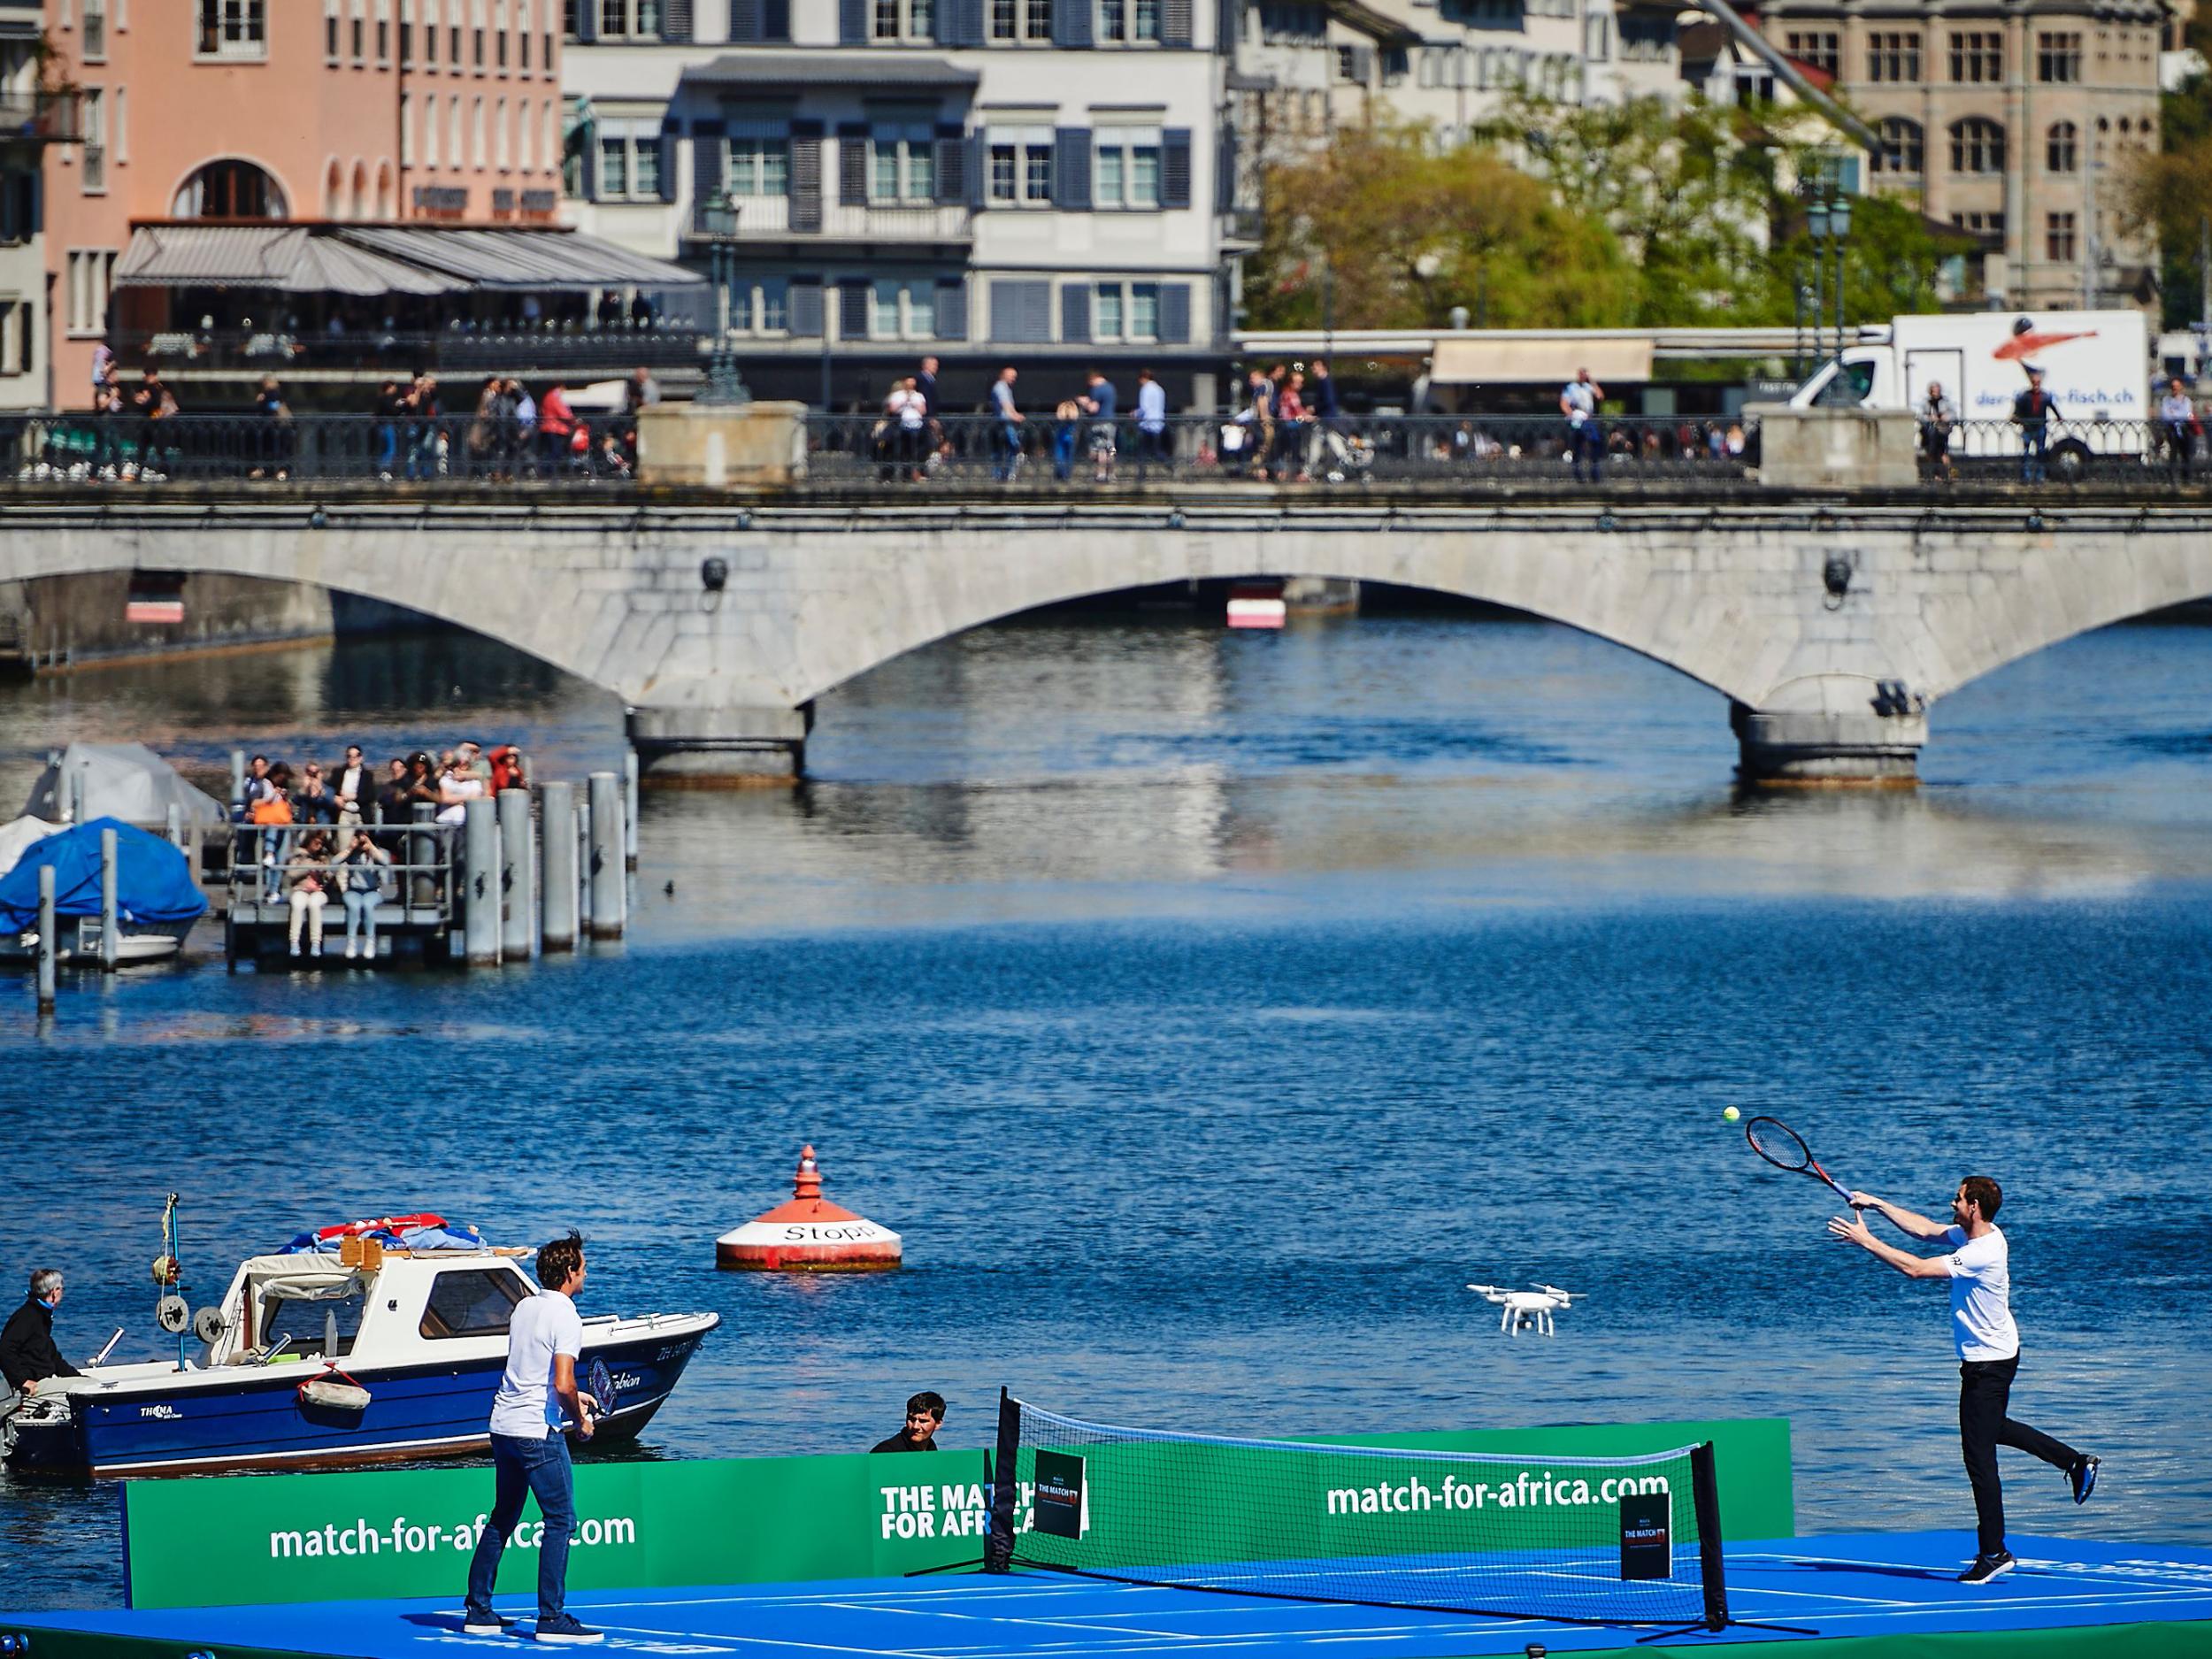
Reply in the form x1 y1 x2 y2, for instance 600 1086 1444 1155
4 495 2208 783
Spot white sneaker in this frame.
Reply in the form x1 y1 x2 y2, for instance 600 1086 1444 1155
345 941 358 960
311 941 323 958
289 943 301 957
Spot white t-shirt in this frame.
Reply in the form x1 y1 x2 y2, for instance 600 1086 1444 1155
488 1289 584 1440
1941 1225 2019 1363
1561 380 1597 424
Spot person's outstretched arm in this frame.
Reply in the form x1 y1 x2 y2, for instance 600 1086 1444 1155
1829 1213 1951 1278
1848 1192 1951 1241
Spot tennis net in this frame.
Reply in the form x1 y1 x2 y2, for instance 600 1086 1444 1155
984 1392 1728 1632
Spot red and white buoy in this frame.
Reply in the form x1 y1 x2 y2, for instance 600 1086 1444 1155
715 1146 902 1271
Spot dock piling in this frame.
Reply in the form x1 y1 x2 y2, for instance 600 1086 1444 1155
165 803 183 848
540 781 579 952
410 803 438 907
587 771 626 940
462 797 502 966
497 787 535 962
229 749 246 815
66 765 85 826
99 827 119 971
35 864 55 1009
623 749 640 871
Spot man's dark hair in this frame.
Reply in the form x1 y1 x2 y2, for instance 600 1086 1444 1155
907 1391 946 1420
1960 1175 2002 1220
539 1231 586 1288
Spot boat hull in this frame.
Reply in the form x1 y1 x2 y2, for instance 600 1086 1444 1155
4 1323 711 1476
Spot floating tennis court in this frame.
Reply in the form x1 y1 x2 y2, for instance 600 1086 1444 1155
6 1532 2210 1659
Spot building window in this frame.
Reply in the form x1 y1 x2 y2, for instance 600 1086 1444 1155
353 0 367 61
1025 0 1049 38
2037 31 2080 81
990 0 1016 36
66 248 117 337
1949 116 2005 173
1785 29 1837 74
472 95 485 165
173 157 288 216
425 0 439 60
2046 211 2077 261
449 93 464 160
1093 279 1159 340
83 0 106 60
80 88 104 192
871 278 937 338
598 130 661 197
495 96 509 166
1866 31 1919 82
598 0 661 34
197 0 266 54
1950 209 2004 237
727 136 789 195
873 0 932 39
2047 120 2078 173
1873 115 1923 175
0 303 27 376
1097 0 1159 42
870 130 934 201
987 132 1054 204
724 276 789 335
1948 30 2001 82
1094 131 1161 207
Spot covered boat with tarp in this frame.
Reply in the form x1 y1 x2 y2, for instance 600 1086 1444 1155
23 742 226 828
0 817 207 963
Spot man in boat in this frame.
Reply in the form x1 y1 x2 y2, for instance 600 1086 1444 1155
871 1392 945 1453
0 1269 81 1397
463 1233 602 1644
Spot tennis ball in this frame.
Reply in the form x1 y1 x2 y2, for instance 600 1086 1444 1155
1723 1107 1741 1123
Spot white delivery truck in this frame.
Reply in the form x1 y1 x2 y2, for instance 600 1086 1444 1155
1789 310 2151 478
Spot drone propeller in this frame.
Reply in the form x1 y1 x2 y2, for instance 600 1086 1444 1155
1467 1283 1506 1296
1533 1284 1586 1300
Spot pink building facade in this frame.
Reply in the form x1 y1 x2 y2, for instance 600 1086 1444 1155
43 0 563 400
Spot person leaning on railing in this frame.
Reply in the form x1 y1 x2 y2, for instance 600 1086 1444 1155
2159 377 2198 485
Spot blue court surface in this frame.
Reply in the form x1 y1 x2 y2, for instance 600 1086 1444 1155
7 1532 2210 1658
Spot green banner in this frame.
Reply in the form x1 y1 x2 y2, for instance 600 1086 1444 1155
120 1418 1790 1609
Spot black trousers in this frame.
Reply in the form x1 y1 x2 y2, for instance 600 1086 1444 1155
1959 1352 2079 1556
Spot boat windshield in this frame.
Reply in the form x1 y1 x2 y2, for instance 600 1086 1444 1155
419 1266 532 1340
257 1276 368 1359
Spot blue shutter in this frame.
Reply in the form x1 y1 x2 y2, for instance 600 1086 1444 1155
1215 121 1236 211
764 0 790 36
839 279 872 340
935 278 967 340
1162 0 1191 44
789 123 823 231
1051 0 1091 47
1158 282 1190 344
1214 0 1234 50
934 126 966 203
838 124 869 205
1053 127 1091 209
1061 282 1090 344
693 124 726 227
662 0 693 38
788 278 824 335
574 0 596 41
840 0 867 42
658 130 680 203
1161 127 1191 207
729 0 762 37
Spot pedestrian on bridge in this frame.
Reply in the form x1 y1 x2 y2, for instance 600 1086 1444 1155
990 366 1025 482
2012 369 2058 485
1561 367 1603 483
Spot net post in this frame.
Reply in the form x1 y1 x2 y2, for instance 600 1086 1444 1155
984 1387 1020 1574
1690 1440 1728 1632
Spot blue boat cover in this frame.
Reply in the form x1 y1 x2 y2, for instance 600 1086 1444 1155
0 817 208 932
280 1219 494 1256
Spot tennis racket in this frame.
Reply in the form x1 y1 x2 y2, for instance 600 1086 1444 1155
584 1358 616 1432
1744 1116 1864 1208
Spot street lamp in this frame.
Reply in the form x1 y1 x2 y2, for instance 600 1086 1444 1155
695 198 751 407
1802 186 1853 372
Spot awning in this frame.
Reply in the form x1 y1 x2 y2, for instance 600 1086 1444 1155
680 51 979 91
1430 338 1656 385
114 226 462 296
333 227 703 290
1322 0 1421 48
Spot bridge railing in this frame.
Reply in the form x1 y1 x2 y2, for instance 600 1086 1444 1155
1933 418 2163 483
4 413 636 487
804 412 1761 488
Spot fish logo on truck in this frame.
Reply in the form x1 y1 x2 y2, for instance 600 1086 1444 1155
1993 315 2097 364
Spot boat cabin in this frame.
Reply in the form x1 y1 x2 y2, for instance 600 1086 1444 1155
205 1250 541 1367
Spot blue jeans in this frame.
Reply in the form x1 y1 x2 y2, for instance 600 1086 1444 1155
995 419 1023 480
2020 427 2048 483
342 888 379 951
465 1431 578 1620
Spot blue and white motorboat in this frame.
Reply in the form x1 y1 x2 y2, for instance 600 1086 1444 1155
2 1220 718 1475
0 816 207 964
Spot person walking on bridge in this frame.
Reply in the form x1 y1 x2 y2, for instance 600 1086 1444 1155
1561 367 1603 484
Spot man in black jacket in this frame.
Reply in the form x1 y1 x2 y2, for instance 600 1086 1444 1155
0 1269 81 1396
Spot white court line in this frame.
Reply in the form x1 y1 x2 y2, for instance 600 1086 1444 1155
590 1622 946 1659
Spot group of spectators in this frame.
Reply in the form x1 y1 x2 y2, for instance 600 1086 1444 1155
235 740 528 961
367 366 657 482
858 357 1174 485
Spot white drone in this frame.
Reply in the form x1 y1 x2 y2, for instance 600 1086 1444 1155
1468 1283 1585 1337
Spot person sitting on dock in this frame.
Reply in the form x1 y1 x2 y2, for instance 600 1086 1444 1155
0 1269 81 1399
284 830 334 959
871 1392 945 1453
338 829 392 963
251 763 296 901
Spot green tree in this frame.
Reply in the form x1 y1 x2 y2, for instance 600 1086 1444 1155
2122 19 2212 326
1751 195 1983 327
1244 121 1636 331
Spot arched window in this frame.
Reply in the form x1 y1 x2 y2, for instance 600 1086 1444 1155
174 157 290 218
1949 117 2005 174
350 159 371 219
325 157 344 215
1873 116 1923 174
376 161 395 217
2047 120 2078 172
495 96 509 168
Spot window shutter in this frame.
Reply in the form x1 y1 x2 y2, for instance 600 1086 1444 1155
1051 0 1091 47
1158 281 1190 343
839 0 865 42
661 0 691 37
839 278 872 340
789 125 823 230
1161 127 1191 207
1061 282 1090 344
693 123 725 221
935 278 967 340
1021 280 1051 342
989 278 1050 343
728 0 760 36
1053 127 1090 209
764 0 789 36
788 277 824 336
574 0 595 39
959 0 984 42
934 126 965 202
658 130 678 202
933 0 954 42
1215 121 1236 211
838 124 868 205
1162 0 1190 44
969 134 986 208
1214 0 1234 50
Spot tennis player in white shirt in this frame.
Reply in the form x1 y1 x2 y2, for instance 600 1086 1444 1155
1830 1175 2099 1586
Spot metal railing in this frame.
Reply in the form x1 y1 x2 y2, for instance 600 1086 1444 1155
805 411 1763 488
1927 418 2165 484
0 90 85 143
107 326 703 377
693 197 972 242
4 413 637 486
223 820 462 919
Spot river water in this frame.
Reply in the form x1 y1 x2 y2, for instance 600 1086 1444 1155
3 596 2209 1606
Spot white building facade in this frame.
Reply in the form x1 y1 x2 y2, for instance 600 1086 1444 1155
0 0 56 410
562 0 1236 406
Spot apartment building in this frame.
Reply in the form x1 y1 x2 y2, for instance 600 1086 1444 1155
39 0 567 397
1756 0 2164 308
0 0 68 409
562 0 1235 406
